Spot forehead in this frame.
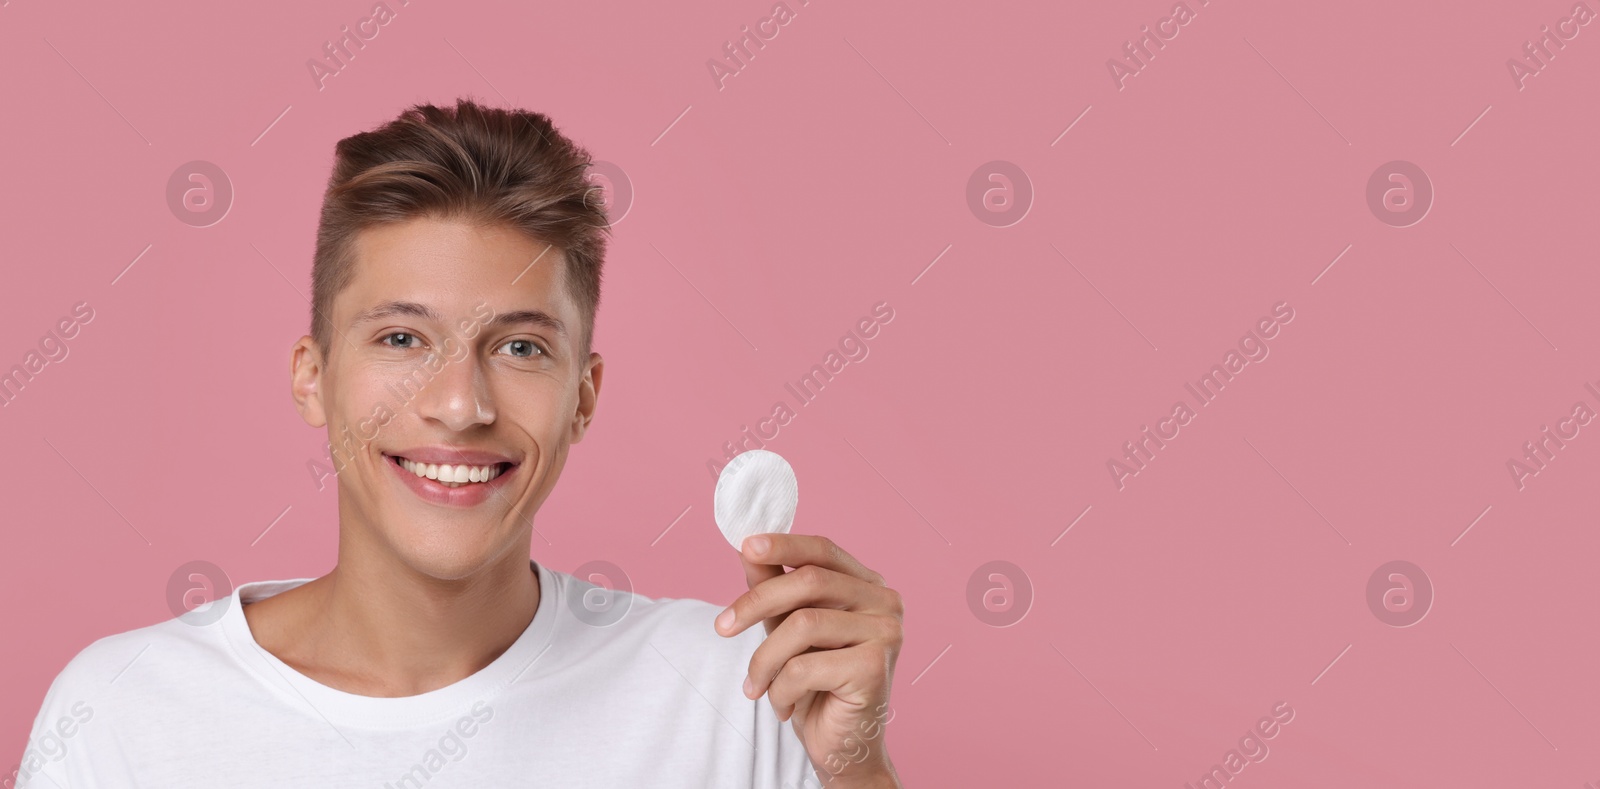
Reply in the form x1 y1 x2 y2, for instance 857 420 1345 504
340 216 572 317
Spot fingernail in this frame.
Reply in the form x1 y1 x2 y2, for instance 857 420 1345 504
748 535 770 556
742 676 754 697
716 607 735 633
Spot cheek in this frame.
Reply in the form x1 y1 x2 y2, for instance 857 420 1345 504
324 364 406 439
340 374 396 419
497 381 573 439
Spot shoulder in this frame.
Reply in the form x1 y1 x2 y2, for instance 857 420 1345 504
538 566 816 786
17 610 223 787
41 608 222 694
546 564 763 671
34 605 227 708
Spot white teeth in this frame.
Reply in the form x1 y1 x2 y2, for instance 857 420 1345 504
397 457 503 485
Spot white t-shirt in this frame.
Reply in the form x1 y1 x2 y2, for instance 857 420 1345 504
14 560 820 788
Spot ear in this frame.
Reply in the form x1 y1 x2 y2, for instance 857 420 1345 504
290 335 329 428
569 351 603 443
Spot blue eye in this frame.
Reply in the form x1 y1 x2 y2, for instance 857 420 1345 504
498 339 544 358
382 332 420 349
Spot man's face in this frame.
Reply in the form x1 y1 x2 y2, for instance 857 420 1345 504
291 216 601 581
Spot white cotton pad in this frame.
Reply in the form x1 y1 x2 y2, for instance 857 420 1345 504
713 449 799 550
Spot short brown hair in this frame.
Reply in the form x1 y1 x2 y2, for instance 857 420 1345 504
310 97 609 360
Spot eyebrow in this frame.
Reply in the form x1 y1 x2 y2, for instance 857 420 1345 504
352 300 567 336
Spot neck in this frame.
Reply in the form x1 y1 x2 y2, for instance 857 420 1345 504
300 528 540 697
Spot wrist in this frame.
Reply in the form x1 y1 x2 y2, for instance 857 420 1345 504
818 764 900 789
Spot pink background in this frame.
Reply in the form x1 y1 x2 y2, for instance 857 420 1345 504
3 0 1599 785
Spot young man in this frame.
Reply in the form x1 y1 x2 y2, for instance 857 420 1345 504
15 99 903 788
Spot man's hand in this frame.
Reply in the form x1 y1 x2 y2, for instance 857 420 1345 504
715 533 904 788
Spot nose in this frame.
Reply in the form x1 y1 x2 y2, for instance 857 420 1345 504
414 346 496 432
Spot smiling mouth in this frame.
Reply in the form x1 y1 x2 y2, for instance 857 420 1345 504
385 454 515 489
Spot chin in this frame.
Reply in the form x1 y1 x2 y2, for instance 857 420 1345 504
385 525 510 582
